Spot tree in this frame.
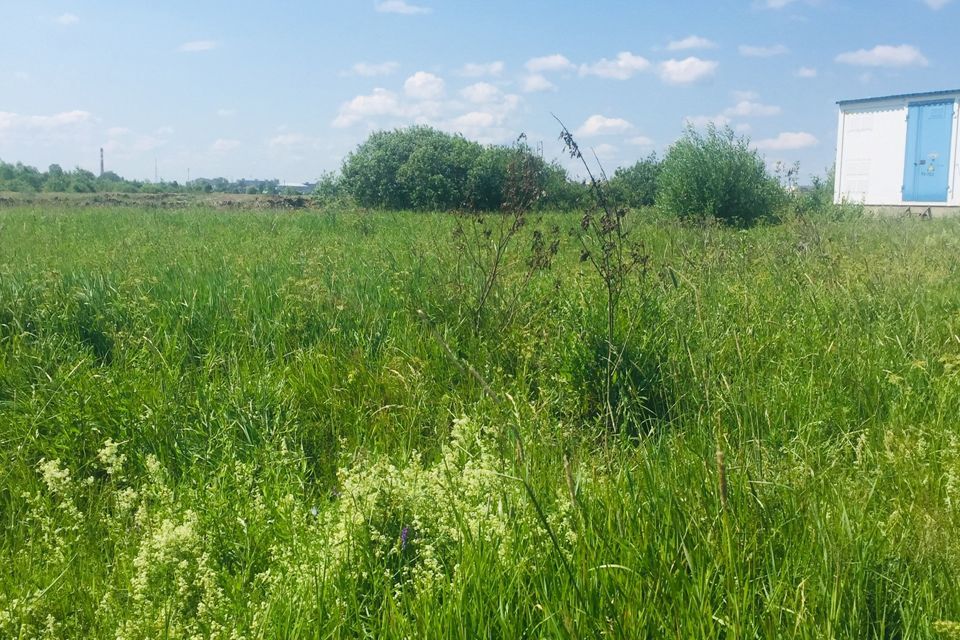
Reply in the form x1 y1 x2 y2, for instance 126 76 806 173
607 153 661 208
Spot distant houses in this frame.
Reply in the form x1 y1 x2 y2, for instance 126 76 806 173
278 182 317 195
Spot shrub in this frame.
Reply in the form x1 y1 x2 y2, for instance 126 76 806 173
607 153 661 208
657 124 784 226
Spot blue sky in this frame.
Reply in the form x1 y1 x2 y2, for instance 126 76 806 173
1 0 956 183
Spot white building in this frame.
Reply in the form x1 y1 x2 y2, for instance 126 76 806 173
834 90 960 208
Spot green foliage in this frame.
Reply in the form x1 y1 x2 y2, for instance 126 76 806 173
787 164 865 221
607 152 661 208
657 124 785 226
0 159 290 195
340 126 577 211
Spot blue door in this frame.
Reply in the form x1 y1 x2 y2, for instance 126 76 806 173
903 100 954 202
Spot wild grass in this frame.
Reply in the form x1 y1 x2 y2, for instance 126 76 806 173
1 206 960 638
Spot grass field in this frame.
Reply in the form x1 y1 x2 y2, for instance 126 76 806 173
2 205 960 638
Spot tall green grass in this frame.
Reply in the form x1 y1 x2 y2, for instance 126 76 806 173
1 206 959 638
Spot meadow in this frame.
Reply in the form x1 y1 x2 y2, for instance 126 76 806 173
1 205 960 638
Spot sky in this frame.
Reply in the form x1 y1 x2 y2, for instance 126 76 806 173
1 0 957 184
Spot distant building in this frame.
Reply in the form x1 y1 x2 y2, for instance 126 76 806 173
834 89 960 209
279 182 316 194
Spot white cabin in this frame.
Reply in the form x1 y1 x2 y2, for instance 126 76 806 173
834 90 960 208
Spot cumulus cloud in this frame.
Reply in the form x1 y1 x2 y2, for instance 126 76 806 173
592 143 618 159
796 66 818 78
576 115 634 137
0 110 93 131
269 133 310 148
579 52 651 80
103 125 169 156
460 82 501 103
178 40 218 53
521 74 555 93
667 35 716 51
331 80 521 142
659 57 718 85
332 88 404 128
375 0 431 14
345 61 400 77
211 139 241 152
835 44 928 68
923 0 951 8
56 13 79 25
460 61 504 77
723 101 781 117
739 44 789 57
754 132 818 150
759 0 799 7
525 54 575 73
627 135 655 146
404 71 445 100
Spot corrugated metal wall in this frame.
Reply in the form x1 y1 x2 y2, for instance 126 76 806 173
834 95 960 207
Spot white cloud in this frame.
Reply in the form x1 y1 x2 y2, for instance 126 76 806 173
345 61 400 77
404 71 445 100
441 94 521 143
579 52 651 80
178 40 218 53
525 54 575 73
733 90 759 101
592 143 618 159
659 57 718 85
667 35 716 51
269 133 309 147
521 74 555 93
56 13 79 25
451 111 497 129
924 0 951 8
211 139 241 152
375 1 431 14
739 44 789 57
576 115 634 137
723 101 781 117
14 71 30 80
0 110 93 131
758 0 801 7
754 132 818 150
796 66 817 78
217 108 236 117
332 88 404 128
103 126 168 155
835 44 928 68
460 82 501 103
627 135 654 146
460 61 504 77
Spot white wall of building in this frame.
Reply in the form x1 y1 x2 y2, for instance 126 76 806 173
834 93 960 207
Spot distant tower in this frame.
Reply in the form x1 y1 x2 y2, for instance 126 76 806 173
99 148 104 177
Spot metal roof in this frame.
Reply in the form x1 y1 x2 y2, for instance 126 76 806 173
837 89 960 106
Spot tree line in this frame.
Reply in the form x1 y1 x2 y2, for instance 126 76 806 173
4 125 837 225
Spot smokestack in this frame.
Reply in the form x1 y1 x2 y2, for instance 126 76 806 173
100 148 104 177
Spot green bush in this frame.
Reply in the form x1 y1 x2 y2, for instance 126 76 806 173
657 125 784 226
607 153 661 208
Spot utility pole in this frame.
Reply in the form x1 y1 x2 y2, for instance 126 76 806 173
100 148 104 177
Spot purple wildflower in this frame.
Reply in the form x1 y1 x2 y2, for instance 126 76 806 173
400 526 410 550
